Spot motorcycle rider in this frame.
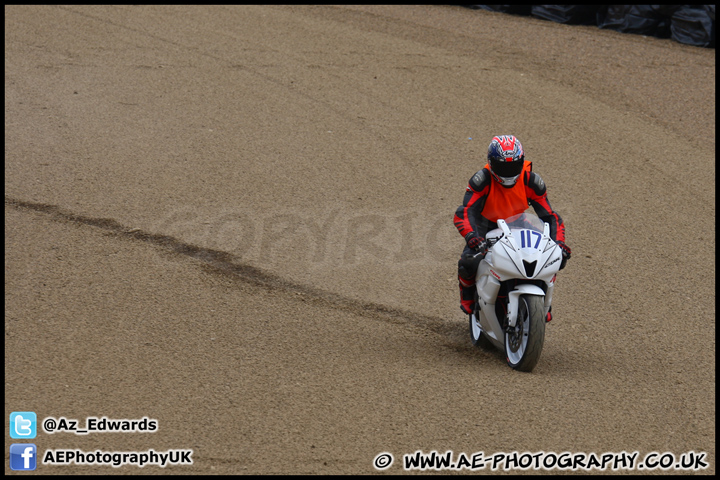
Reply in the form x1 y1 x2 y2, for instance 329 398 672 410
454 135 571 316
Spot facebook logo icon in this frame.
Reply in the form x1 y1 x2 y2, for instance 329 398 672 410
10 444 37 471
10 411 37 439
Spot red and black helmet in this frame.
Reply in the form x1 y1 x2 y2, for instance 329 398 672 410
487 135 525 187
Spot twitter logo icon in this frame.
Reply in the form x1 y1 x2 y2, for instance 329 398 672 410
10 412 37 439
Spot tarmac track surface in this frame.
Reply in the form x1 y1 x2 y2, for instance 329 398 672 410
5 5 715 475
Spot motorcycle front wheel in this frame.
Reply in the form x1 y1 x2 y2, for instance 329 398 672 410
505 294 545 372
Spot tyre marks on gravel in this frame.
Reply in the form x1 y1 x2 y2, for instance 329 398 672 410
6 196 457 338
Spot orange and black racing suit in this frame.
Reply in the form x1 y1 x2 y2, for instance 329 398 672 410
453 161 566 314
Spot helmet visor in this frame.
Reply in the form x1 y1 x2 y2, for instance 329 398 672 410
490 158 523 178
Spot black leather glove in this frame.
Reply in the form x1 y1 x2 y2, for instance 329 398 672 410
465 232 487 253
557 241 571 270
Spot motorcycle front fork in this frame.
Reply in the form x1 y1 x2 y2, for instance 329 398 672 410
490 296 553 328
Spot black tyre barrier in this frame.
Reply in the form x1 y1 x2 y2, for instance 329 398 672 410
463 5 715 48
670 5 715 48
597 5 673 38
531 5 603 25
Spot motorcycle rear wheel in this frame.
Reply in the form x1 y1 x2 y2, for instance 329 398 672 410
505 294 545 372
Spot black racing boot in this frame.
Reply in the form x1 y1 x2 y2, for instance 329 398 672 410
459 277 476 315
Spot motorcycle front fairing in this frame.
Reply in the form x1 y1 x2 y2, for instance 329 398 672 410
475 213 562 339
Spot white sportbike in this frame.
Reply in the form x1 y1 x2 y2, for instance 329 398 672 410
469 212 563 372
